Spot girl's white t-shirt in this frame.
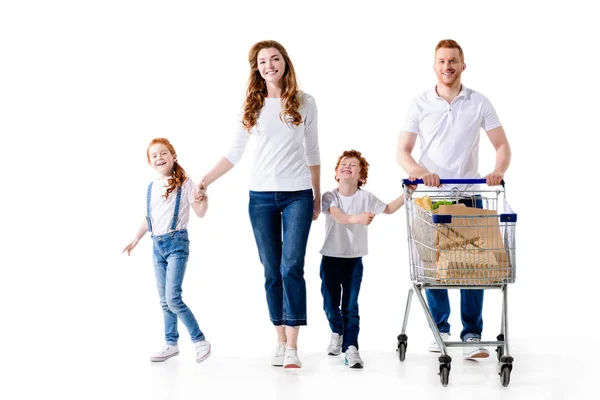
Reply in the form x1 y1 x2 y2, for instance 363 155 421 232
148 177 196 236
320 188 386 258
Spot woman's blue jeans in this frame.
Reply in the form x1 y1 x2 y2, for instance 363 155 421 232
248 189 314 326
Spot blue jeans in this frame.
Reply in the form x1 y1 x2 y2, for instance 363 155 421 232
248 189 314 326
320 256 363 351
426 195 484 341
152 230 205 345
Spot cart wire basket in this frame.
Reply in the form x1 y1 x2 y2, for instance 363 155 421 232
396 178 517 387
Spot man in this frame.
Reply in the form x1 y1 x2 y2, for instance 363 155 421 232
396 39 511 359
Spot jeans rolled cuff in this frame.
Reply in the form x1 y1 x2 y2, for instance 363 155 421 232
462 333 481 341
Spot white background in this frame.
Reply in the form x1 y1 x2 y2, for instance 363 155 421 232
1 0 597 399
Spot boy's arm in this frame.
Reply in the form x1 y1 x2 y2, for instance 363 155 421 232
329 206 374 225
123 219 149 255
383 195 405 215
191 197 208 218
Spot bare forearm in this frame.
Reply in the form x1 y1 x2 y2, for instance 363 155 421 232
133 220 148 242
192 198 208 218
309 165 321 198
384 195 405 214
203 157 234 187
493 143 512 174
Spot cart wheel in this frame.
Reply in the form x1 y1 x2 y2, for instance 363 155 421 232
439 364 450 387
398 341 407 362
499 364 511 387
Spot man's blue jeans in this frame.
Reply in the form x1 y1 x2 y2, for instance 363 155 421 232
249 189 314 326
320 256 363 351
152 229 205 345
426 195 484 341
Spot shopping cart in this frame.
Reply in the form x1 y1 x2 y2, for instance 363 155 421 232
396 178 517 387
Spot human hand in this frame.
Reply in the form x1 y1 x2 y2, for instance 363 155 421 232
420 172 441 187
406 175 419 191
312 197 321 221
193 181 208 201
123 240 138 256
484 171 504 186
356 212 375 226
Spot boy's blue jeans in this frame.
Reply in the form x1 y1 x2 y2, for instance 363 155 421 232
320 256 363 352
152 229 205 345
426 195 484 341
248 189 314 326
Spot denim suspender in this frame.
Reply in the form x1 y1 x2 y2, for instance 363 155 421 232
146 182 182 233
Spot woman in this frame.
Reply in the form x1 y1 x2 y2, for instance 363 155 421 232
197 40 320 368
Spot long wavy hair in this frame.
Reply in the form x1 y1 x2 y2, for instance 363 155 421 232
334 150 370 188
242 40 302 131
146 138 188 200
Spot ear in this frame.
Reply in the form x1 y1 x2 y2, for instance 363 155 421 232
462 63 466 71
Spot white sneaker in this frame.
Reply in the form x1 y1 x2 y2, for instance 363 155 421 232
344 346 363 369
271 342 286 366
327 333 343 356
194 340 211 363
150 344 179 362
428 332 450 353
462 337 490 359
283 347 302 368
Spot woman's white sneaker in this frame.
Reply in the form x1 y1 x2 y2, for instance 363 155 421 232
271 343 286 366
283 348 302 368
150 344 179 362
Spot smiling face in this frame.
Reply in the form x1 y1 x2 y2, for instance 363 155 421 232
257 47 286 86
434 47 465 87
336 156 364 186
148 143 175 178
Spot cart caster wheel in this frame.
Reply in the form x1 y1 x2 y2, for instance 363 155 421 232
499 364 512 387
397 341 407 362
439 364 450 387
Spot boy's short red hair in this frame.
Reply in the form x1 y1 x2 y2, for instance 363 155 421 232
334 150 369 188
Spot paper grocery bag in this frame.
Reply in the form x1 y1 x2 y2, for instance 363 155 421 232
436 204 507 263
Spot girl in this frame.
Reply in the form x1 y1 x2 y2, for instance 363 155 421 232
196 40 320 368
123 138 211 363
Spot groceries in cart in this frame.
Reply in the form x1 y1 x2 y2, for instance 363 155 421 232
409 194 511 285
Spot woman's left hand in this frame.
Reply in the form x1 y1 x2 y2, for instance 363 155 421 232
312 197 321 220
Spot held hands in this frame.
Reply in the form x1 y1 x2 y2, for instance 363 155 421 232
484 171 504 186
355 212 375 226
193 181 208 202
312 197 321 221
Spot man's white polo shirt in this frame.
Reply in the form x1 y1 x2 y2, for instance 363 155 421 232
402 86 501 188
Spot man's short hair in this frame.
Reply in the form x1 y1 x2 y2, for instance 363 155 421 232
435 39 464 62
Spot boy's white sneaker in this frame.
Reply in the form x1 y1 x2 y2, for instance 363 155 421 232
462 337 490 359
327 333 343 356
150 344 179 362
428 332 450 352
271 342 286 366
344 346 363 369
283 347 302 368
195 340 211 363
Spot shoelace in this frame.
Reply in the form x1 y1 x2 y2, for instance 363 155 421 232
195 343 208 353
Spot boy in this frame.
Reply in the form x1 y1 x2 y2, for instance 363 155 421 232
320 150 405 368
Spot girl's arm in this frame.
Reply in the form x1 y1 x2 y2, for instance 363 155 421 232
383 195 405 215
191 197 208 218
123 219 149 255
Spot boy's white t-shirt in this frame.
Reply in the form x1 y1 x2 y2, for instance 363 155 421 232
320 188 386 258
148 177 196 236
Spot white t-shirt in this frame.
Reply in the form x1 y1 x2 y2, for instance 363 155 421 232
225 92 320 191
320 188 386 258
402 86 501 190
147 177 196 236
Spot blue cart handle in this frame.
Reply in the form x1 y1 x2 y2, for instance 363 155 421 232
402 178 505 186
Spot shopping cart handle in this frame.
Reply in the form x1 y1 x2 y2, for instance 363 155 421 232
402 178 505 186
